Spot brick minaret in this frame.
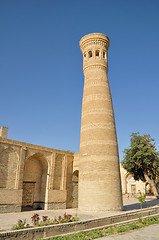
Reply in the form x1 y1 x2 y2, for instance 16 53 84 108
78 33 123 211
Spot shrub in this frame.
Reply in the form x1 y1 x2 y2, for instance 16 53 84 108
12 212 79 230
31 213 40 225
12 219 29 230
138 190 146 209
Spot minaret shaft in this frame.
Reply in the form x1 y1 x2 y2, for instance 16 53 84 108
78 33 123 211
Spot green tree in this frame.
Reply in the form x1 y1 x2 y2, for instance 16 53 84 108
122 132 159 197
138 190 146 209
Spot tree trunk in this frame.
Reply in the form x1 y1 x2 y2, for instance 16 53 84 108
144 173 158 197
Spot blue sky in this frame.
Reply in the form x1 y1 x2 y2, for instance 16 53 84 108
0 0 159 160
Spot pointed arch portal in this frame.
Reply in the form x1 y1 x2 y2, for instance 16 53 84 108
22 152 48 210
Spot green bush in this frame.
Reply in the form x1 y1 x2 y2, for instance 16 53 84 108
12 219 30 230
138 190 146 209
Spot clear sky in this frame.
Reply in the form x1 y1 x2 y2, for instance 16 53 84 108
0 0 159 160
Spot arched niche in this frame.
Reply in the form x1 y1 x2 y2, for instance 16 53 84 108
72 170 79 208
83 52 87 60
145 182 152 194
0 146 18 189
22 152 48 211
95 50 100 57
125 173 134 194
103 51 107 59
88 51 92 58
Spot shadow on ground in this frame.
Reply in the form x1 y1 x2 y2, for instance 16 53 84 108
22 206 33 212
124 198 159 211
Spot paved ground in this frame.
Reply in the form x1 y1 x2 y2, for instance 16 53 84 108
0 197 159 232
96 224 159 240
0 207 121 232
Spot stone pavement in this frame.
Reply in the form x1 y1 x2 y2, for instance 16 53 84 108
0 197 159 232
0 207 121 232
96 224 159 240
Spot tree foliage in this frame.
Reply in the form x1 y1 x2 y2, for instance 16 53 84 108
138 190 146 209
122 132 159 196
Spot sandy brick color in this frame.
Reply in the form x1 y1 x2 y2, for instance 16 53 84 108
78 33 123 211
0 126 8 138
0 137 74 213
